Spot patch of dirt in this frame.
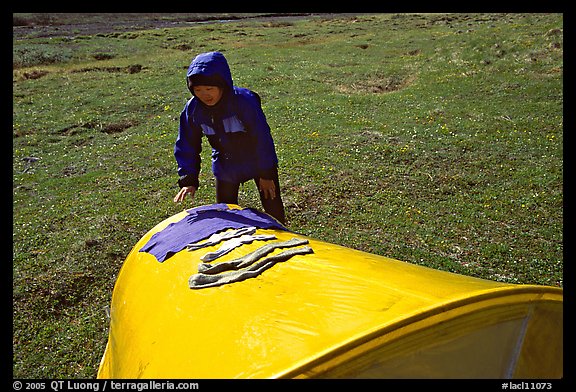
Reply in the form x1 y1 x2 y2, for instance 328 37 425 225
21 69 49 80
14 64 144 83
61 165 87 177
102 119 138 134
55 119 138 136
14 272 96 319
336 74 417 95
71 64 143 74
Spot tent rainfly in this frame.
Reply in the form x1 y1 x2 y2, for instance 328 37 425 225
97 204 562 379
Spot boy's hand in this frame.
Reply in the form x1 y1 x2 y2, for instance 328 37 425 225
174 186 197 203
258 178 276 200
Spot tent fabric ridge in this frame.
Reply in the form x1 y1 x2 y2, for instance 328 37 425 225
274 285 562 379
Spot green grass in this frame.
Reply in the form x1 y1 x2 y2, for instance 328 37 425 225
13 13 563 378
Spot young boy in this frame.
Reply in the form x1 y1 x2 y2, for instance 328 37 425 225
173 51 286 225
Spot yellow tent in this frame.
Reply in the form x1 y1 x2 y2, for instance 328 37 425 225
97 204 562 379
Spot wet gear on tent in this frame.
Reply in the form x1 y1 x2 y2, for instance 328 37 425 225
139 204 287 262
197 238 310 275
187 226 257 251
199 233 277 262
190 245 314 289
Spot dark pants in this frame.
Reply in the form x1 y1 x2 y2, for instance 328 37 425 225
216 173 287 225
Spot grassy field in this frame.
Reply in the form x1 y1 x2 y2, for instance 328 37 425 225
13 13 563 378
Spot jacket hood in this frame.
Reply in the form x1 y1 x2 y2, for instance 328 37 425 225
186 52 234 91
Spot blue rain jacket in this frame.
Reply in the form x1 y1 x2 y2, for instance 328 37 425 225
175 52 279 188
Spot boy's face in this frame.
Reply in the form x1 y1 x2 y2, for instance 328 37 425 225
193 85 223 106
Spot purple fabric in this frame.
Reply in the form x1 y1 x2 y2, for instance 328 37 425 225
139 204 288 262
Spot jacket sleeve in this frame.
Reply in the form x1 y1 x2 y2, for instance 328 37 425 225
174 101 202 188
241 91 279 179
